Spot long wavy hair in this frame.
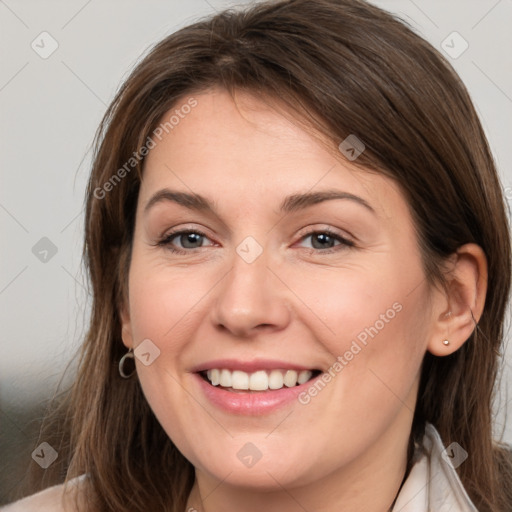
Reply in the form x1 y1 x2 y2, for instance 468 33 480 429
20 0 512 510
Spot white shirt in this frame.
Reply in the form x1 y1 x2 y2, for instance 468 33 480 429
1 423 478 512
393 423 478 511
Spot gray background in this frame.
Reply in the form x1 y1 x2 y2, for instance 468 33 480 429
1 0 511 504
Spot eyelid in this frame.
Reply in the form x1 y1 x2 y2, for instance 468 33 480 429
295 224 355 243
156 221 214 240
155 224 356 256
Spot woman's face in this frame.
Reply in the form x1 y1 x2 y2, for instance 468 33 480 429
121 87 436 490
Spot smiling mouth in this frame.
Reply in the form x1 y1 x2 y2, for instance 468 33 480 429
199 368 322 392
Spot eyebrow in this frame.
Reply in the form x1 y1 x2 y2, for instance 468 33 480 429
143 188 375 216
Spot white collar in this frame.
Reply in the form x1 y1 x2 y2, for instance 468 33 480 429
393 423 478 511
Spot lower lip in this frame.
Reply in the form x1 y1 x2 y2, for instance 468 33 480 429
193 372 321 415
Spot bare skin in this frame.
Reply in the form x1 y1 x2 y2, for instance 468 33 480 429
120 87 487 512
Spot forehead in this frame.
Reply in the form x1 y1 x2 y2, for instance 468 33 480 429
139 87 406 221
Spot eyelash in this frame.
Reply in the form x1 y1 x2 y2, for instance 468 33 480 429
156 228 355 255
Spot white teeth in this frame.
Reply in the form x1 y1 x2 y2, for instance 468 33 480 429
284 370 298 387
219 369 232 387
268 370 284 389
231 370 249 390
298 370 313 384
204 368 316 391
209 369 220 386
249 370 268 391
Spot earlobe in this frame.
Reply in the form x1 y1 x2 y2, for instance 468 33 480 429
427 243 487 357
119 302 134 350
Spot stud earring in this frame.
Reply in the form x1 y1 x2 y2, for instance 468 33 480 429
442 339 450 346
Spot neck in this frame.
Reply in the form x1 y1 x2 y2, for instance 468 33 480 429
185 410 412 512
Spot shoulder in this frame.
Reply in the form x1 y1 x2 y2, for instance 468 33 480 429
1 484 67 512
1 475 88 512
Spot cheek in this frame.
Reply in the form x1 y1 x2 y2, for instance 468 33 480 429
127 255 214 346
286 255 424 354
288 256 429 411
125 258 212 456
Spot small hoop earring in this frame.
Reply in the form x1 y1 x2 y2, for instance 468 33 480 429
442 339 450 346
119 348 136 378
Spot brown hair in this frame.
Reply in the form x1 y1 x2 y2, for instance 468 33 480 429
21 0 512 510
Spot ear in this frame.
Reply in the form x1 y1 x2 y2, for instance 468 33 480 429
427 243 488 357
119 299 134 350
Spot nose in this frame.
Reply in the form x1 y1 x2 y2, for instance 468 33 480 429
210 244 291 338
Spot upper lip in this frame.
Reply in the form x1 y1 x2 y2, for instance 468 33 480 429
190 359 318 373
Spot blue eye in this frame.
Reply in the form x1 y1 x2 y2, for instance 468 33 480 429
298 230 354 252
156 228 354 255
157 230 213 254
